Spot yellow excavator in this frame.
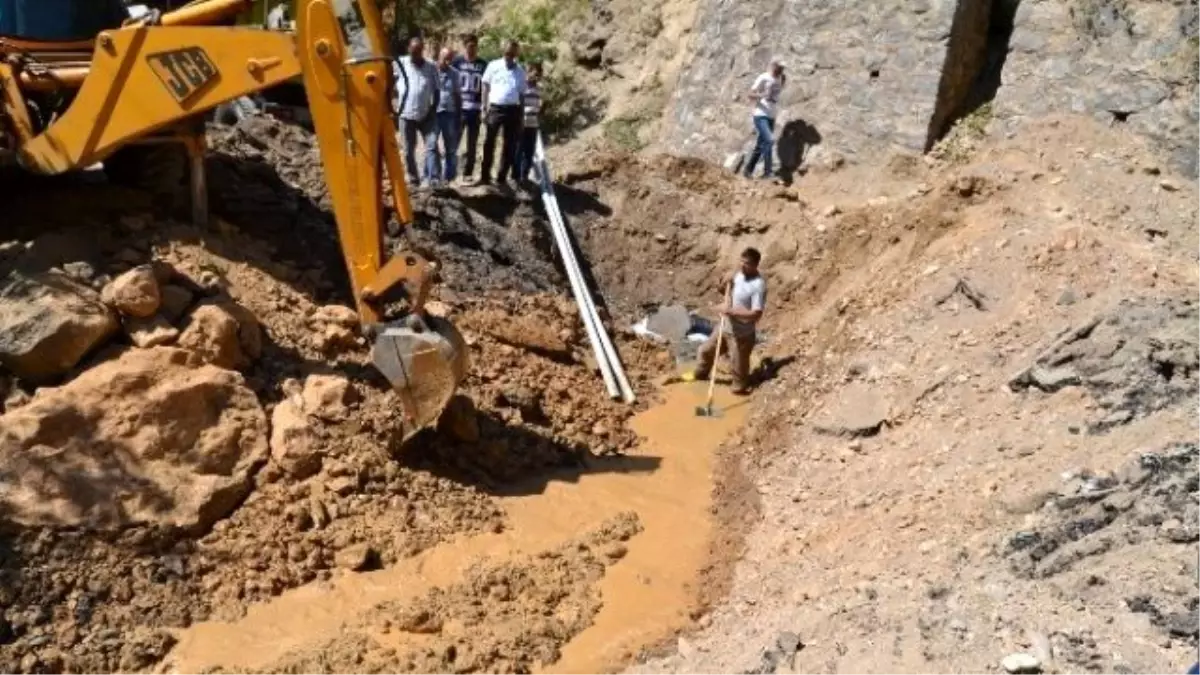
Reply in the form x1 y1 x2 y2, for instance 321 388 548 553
0 0 468 436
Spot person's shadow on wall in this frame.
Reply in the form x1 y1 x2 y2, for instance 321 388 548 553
776 118 822 185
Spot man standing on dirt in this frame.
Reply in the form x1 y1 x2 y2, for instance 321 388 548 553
452 34 489 183
479 40 527 187
693 247 767 395
395 37 439 188
742 58 786 181
431 46 463 185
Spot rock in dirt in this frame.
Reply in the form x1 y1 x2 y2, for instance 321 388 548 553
335 543 377 571
500 384 543 421
1001 652 1042 674
214 298 263 361
645 304 692 343
178 304 248 369
751 630 805 673
0 270 119 382
301 374 356 421
61 261 97 285
0 346 268 531
438 394 480 442
812 383 890 438
159 284 195 323
270 398 323 479
124 314 180 348
311 304 359 328
101 266 161 318
315 323 359 353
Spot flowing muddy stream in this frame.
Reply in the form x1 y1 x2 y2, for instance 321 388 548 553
164 383 749 673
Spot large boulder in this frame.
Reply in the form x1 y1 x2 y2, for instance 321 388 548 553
0 270 119 382
0 347 269 531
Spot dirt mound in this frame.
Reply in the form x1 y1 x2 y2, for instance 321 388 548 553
205 117 566 300
1009 296 1199 432
0 346 268 531
407 293 664 485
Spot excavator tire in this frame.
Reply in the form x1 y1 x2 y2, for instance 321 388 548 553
103 143 190 214
371 314 469 438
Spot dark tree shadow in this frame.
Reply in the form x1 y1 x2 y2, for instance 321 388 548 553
776 118 822 185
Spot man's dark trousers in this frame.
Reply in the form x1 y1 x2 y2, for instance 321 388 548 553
459 109 481 178
480 105 522 183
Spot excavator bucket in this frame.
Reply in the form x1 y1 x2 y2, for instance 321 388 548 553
371 315 469 434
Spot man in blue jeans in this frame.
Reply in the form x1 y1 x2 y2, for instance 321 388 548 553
395 37 439 187
430 46 462 185
743 58 786 180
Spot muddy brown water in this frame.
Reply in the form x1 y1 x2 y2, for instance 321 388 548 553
165 383 748 673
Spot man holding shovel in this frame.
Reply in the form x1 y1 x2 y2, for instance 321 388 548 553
693 247 767 396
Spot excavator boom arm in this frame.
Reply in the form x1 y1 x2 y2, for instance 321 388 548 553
3 0 466 435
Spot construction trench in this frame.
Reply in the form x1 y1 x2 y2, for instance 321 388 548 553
2 106 1199 674
0 115 756 673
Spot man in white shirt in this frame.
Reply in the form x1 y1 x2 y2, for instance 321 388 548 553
743 58 786 180
478 40 527 187
693 247 767 395
395 37 440 187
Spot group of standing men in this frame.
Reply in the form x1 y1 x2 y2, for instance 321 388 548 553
394 35 543 189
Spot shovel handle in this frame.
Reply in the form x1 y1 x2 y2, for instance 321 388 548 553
705 281 733 406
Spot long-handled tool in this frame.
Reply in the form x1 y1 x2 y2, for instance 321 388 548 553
695 282 732 418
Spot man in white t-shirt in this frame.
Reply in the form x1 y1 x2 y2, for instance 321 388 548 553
743 58 786 180
693 247 767 395
479 40 527 186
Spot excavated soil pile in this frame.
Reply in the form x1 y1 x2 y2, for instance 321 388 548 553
206 116 567 299
0 117 667 673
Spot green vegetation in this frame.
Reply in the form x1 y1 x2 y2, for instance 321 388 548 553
931 102 994 164
475 0 597 140
602 115 648 152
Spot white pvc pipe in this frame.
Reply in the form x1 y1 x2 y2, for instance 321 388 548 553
541 190 620 399
543 179 636 404
531 142 619 399
535 134 636 403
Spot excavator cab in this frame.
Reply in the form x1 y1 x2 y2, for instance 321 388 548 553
0 0 468 438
